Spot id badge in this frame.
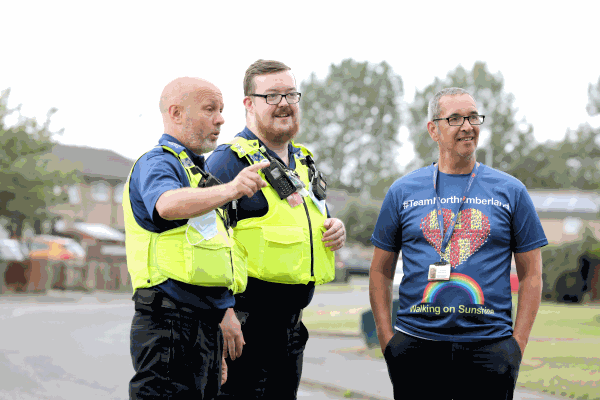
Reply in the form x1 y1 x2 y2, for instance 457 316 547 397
286 192 304 208
289 173 309 197
428 262 451 281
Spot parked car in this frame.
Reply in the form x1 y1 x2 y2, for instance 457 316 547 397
332 246 373 282
26 235 87 290
332 253 349 283
0 239 30 293
28 235 86 263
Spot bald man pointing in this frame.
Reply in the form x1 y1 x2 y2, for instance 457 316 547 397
124 77 269 400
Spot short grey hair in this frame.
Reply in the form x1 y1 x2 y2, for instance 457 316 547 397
428 87 474 122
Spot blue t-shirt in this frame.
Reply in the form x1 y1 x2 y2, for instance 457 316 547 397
205 127 318 312
371 163 547 341
128 134 234 310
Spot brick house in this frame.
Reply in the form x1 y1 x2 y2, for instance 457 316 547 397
48 144 134 231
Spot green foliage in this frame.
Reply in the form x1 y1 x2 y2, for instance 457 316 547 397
299 59 403 196
541 227 600 302
0 89 79 236
407 62 536 175
514 124 600 190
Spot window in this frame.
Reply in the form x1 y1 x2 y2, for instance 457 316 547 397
68 186 81 205
113 183 124 203
563 217 583 235
91 181 111 202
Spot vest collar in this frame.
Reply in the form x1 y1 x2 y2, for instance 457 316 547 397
238 127 302 168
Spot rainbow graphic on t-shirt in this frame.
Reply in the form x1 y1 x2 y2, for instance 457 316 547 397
422 273 484 305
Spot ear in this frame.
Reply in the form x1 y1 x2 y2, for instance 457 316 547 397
169 105 183 124
427 121 438 142
243 96 254 114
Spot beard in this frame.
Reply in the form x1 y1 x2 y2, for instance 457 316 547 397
182 121 219 155
256 106 300 144
195 137 218 154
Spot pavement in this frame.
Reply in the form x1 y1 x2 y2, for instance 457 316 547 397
0 289 572 400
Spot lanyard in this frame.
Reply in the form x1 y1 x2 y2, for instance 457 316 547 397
432 162 480 257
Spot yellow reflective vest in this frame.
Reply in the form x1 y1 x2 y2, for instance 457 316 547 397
123 145 248 294
227 137 335 285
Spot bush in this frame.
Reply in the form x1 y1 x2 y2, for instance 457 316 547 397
541 227 600 302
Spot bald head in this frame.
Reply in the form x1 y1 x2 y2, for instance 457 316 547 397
159 77 220 114
159 77 225 154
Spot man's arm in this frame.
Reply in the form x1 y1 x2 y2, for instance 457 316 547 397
156 161 269 220
369 247 400 354
513 247 543 356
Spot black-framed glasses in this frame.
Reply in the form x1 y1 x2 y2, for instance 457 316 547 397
433 115 485 126
251 92 301 105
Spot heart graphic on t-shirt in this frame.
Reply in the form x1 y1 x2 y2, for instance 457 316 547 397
420 208 491 268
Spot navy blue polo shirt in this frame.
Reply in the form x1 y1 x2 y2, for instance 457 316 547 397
206 127 327 312
128 134 235 310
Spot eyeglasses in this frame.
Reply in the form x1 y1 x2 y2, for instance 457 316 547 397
433 115 485 126
251 92 301 105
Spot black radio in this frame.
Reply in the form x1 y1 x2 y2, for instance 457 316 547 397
258 146 296 200
311 170 327 201
198 171 221 188
305 155 327 200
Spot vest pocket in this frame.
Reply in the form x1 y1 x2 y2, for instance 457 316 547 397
175 227 234 287
258 226 308 283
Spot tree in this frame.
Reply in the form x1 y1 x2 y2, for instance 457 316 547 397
512 74 600 190
586 75 600 117
299 59 403 195
511 125 600 190
0 89 79 237
407 62 536 176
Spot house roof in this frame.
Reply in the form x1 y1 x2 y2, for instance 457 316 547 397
51 144 134 180
528 190 600 215
72 223 126 242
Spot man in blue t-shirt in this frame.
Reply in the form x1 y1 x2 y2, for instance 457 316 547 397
127 77 269 400
370 88 547 400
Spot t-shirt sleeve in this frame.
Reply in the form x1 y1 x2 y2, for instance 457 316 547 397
205 146 245 185
511 185 548 253
371 184 402 253
137 153 186 223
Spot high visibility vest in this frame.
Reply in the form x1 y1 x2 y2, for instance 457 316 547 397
227 137 335 285
122 144 248 294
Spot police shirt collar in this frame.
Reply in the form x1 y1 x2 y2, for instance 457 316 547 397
158 134 206 168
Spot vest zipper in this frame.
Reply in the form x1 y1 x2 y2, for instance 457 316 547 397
302 201 314 277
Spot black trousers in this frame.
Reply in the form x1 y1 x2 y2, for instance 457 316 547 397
384 331 522 400
217 309 309 400
129 291 226 400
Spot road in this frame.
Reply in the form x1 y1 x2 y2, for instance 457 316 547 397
0 283 565 400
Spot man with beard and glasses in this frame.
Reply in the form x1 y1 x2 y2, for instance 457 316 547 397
369 87 546 400
205 59 346 399
125 77 269 399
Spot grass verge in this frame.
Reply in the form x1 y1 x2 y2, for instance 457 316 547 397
304 287 600 399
